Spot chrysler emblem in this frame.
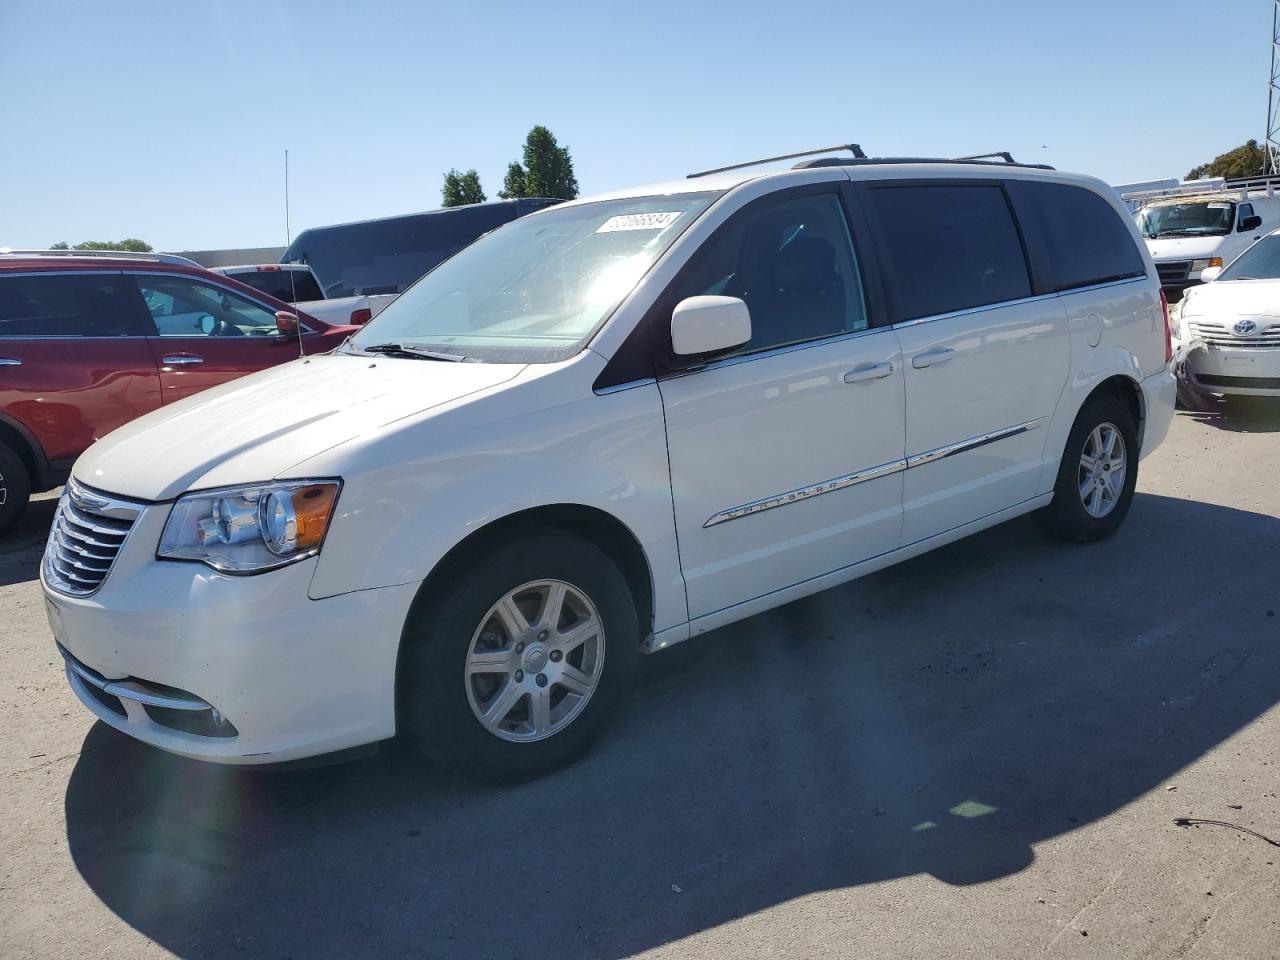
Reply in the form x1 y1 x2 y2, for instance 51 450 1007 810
69 484 110 512
1233 318 1258 336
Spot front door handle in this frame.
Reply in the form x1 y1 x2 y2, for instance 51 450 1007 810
161 355 204 366
0 357 21 366
911 347 955 369
843 361 895 384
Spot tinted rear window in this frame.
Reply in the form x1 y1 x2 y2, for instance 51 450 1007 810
1022 182 1146 290
0 274 141 337
283 203 526 298
867 184 1032 321
232 269 324 303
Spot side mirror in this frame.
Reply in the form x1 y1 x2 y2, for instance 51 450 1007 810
275 310 300 337
1239 215 1262 232
670 296 751 357
199 314 217 335
1199 266 1222 283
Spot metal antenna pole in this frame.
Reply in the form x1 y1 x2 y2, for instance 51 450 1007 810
284 148 304 358
1268 1 1280 174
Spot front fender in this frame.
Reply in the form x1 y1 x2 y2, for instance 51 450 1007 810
302 374 687 636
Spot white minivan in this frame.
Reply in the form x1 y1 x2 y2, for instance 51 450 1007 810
42 153 1176 780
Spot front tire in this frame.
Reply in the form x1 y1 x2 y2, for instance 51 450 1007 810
399 531 639 782
0 442 31 538
1036 395 1139 542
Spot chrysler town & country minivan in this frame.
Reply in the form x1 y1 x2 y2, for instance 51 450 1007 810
42 152 1177 779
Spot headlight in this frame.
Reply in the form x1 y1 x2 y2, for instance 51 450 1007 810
158 480 341 573
1191 257 1223 272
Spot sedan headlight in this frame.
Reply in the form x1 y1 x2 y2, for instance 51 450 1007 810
158 480 341 573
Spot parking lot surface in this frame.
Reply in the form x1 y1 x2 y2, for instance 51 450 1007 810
1 400 1278 960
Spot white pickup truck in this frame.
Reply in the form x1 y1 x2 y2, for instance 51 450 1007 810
212 263 396 327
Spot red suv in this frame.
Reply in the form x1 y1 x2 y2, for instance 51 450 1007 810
0 251 357 534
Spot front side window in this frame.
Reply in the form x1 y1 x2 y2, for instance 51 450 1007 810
1135 201 1235 239
867 184 1032 322
348 194 718 362
0 274 140 337
665 191 868 356
1218 235 1280 280
135 276 281 337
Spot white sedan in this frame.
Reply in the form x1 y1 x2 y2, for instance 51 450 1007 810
1174 230 1280 399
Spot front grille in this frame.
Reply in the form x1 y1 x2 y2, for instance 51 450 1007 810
1156 260 1192 284
1189 321 1280 349
43 480 142 596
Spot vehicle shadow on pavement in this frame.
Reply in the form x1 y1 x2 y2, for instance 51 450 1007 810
0 496 56 587
63 493 1280 960
1181 396 1280 433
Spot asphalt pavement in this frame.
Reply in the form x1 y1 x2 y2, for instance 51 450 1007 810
1 398 1278 959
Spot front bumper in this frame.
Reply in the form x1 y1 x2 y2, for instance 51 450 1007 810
1182 343 1280 396
41 496 419 764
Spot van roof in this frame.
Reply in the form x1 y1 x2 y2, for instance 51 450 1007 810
290 197 561 235
556 160 1103 209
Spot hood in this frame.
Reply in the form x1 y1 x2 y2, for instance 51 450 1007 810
74 354 525 500
1180 278 1280 320
1145 235 1226 261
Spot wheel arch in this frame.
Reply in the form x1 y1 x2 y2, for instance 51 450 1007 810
399 502 655 648
0 411 52 491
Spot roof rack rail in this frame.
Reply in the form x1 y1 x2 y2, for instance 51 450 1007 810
794 155 1055 172
953 151 1017 163
0 248 201 267
688 143 866 179
1121 174 1280 203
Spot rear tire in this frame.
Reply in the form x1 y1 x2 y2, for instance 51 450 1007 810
0 443 31 538
1035 395 1138 543
399 531 639 782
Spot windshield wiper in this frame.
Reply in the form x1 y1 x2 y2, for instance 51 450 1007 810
357 342 467 362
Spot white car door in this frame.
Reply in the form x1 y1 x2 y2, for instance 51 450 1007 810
859 179 1070 545
657 187 906 620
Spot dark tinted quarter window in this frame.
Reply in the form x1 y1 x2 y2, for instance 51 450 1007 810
867 184 1031 321
1022 182 1146 291
666 191 868 356
0 274 141 337
233 269 323 303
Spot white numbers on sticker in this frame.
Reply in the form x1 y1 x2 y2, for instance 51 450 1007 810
596 212 683 233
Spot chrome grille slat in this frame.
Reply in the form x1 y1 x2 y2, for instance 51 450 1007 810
1189 322 1280 349
43 480 143 597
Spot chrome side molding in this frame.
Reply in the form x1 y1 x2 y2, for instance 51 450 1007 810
703 417 1045 527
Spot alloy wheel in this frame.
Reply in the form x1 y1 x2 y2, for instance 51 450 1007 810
1078 422 1127 518
464 579 606 742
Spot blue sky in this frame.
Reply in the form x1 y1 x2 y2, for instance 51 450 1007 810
0 0 1267 252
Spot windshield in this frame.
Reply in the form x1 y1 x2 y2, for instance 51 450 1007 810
348 193 719 362
1135 200 1235 239
1218 235 1280 280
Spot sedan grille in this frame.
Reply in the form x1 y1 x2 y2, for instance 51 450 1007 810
1188 321 1280 349
43 480 142 596
1156 260 1192 284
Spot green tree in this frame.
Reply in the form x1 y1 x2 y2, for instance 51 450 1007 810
441 168 487 207
1186 140 1266 180
497 125 578 200
50 239 153 252
498 161 527 199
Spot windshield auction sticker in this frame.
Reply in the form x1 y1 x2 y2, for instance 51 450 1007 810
596 212 683 232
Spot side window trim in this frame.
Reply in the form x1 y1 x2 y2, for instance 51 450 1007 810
858 177 1037 324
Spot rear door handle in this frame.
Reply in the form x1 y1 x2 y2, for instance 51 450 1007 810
843 361 895 384
161 355 204 366
0 357 21 366
911 347 955 369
